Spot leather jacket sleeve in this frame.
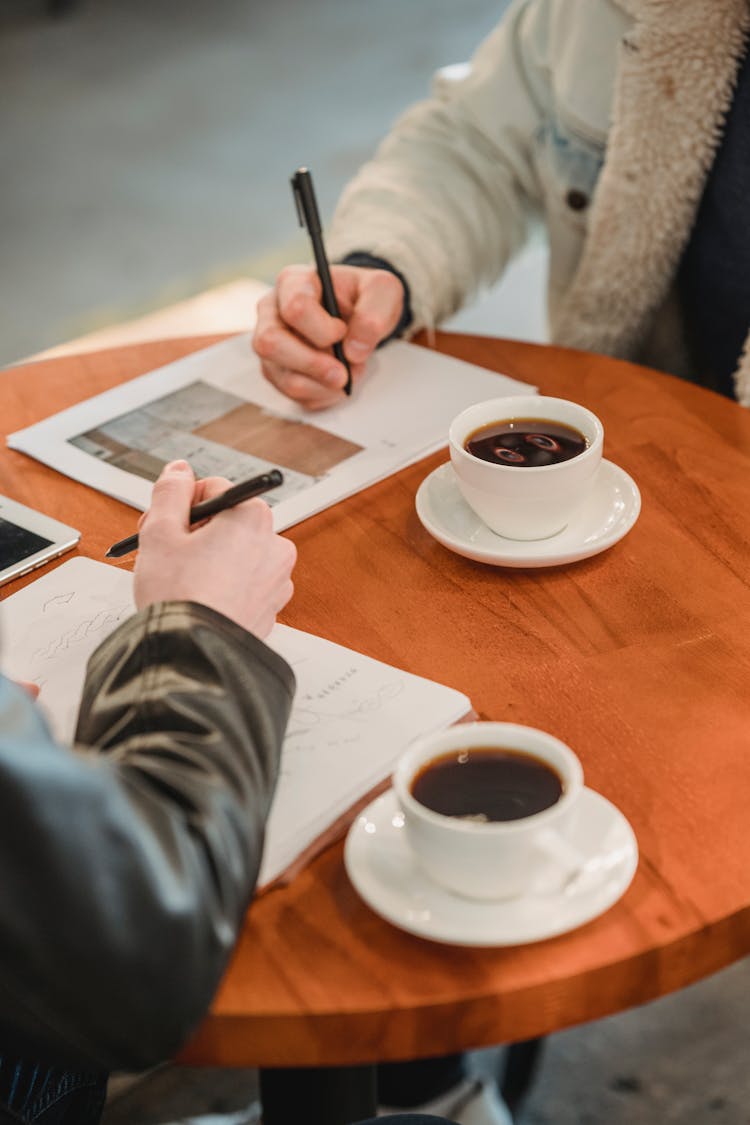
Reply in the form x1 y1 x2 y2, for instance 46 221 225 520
0 601 295 1073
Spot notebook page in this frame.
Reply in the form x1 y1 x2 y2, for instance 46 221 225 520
0 559 470 887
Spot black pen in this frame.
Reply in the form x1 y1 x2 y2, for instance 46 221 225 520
105 469 284 559
291 167 352 396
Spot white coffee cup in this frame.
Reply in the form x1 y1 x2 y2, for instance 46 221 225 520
393 722 584 901
449 395 604 540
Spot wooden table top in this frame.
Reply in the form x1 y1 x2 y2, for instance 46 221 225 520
4 332 750 1068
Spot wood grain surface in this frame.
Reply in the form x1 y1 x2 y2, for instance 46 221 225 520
3 332 750 1067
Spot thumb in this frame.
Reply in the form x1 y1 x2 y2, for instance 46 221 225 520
146 460 195 532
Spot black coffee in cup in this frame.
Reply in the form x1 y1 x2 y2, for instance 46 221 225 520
465 418 588 467
410 747 564 822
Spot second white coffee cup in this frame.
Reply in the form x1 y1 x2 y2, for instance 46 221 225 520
393 722 584 901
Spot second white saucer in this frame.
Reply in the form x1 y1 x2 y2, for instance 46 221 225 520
345 787 638 947
415 459 640 568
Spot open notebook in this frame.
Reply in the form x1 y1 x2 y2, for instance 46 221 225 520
0 559 470 889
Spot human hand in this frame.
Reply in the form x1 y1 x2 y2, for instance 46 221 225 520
134 461 296 639
253 263 405 409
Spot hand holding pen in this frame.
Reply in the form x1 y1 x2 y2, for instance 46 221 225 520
291 168 353 397
129 461 296 640
106 468 284 558
252 170 405 410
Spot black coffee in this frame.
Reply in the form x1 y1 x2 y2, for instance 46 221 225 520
410 747 563 822
465 418 588 467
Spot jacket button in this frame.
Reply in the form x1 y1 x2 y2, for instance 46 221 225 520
566 188 589 211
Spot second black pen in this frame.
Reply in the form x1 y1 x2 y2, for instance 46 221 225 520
105 469 284 558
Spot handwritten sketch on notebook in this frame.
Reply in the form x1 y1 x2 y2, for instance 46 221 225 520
7 334 533 531
1 562 133 744
0 559 470 887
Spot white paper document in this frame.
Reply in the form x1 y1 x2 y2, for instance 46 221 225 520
0 559 470 886
8 334 533 531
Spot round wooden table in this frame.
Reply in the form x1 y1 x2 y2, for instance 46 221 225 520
4 332 750 1120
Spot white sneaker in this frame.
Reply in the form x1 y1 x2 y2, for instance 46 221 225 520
378 1075 513 1124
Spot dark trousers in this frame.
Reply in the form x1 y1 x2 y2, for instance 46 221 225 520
377 1054 465 1106
356 1119 456 1124
0 1052 464 1124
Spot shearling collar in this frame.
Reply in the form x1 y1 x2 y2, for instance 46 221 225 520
554 0 750 402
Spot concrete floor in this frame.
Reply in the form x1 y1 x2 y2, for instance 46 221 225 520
4 2 750 1123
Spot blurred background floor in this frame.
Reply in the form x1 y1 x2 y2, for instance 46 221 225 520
2 1 749 1123
0 0 544 365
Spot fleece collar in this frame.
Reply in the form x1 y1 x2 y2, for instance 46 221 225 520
554 0 750 402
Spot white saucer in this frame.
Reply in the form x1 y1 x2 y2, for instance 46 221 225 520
415 460 640 568
345 788 638 946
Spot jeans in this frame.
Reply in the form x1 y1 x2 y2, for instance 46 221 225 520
0 1056 107 1125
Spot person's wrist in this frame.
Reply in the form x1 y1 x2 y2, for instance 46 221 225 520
339 252 413 344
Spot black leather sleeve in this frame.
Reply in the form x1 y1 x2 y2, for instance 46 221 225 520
0 601 294 1073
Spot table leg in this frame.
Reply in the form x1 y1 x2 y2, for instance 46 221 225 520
260 1064 377 1125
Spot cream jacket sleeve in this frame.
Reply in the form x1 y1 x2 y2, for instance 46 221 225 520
327 0 626 333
